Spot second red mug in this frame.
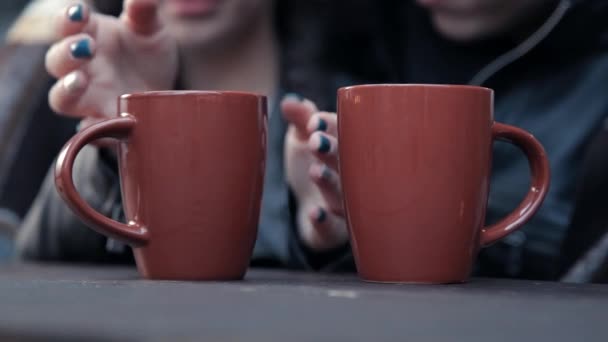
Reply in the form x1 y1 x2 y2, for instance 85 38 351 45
338 84 550 284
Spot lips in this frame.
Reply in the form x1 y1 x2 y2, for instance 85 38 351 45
165 0 220 17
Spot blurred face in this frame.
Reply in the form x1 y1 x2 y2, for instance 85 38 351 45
416 0 555 41
159 0 273 49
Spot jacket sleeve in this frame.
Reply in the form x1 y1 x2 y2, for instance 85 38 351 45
15 145 132 263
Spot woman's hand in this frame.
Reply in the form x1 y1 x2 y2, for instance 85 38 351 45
45 0 178 128
282 94 348 252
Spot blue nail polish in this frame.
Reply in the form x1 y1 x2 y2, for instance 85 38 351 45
321 164 331 180
317 208 327 223
318 135 331 153
317 118 328 132
70 39 92 58
67 4 84 21
284 93 302 101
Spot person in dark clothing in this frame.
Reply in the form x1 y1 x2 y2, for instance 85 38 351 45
286 0 608 279
17 0 608 281
15 0 351 269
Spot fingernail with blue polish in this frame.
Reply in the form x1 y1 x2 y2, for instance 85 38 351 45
320 164 331 180
317 208 327 223
67 4 84 21
318 135 331 153
70 39 92 59
316 118 328 132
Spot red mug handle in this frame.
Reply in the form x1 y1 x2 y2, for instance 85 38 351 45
480 122 551 247
54 114 149 246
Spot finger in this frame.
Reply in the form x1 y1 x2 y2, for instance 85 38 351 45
308 132 339 170
306 112 337 137
48 70 89 117
56 3 96 38
281 94 318 140
121 0 161 35
46 34 96 78
305 206 349 251
309 162 344 215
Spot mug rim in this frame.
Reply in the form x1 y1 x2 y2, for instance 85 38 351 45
120 90 266 100
338 83 492 94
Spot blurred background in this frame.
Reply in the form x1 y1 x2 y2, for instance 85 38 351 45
0 1 29 40
0 0 52 260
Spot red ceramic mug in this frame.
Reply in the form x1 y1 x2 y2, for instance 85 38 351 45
337 84 550 283
55 91 267 280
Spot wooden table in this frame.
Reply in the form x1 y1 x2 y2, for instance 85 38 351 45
0 262 606 341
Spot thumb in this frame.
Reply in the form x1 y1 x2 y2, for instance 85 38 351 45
122 0 161 35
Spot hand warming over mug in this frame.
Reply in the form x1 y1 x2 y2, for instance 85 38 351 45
281 95 348 252
45 0 177 127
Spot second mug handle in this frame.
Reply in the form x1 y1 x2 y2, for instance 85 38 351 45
480 122 551 247
54 114 149 246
